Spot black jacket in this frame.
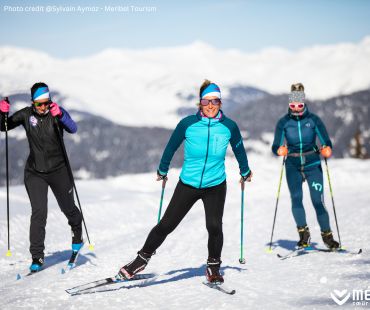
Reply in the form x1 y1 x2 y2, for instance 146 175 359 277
0 106 77 173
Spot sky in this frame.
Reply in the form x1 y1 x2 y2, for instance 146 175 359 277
1 0 370 58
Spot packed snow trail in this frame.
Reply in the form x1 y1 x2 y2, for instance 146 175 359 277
0 155 369 309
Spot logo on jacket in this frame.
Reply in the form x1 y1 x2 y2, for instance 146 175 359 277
312 181 322 192
29 116 38 127
305 122 311 127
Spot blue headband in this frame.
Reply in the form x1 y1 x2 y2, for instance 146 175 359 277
33 87 50 101
201 83 221 99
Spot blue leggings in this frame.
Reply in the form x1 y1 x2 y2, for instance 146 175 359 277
285 163 331 231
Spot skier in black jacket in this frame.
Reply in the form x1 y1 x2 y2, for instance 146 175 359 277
0 82 83 272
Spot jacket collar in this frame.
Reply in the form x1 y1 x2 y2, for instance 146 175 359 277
196 109 225 122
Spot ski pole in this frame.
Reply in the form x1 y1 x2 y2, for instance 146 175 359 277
53 118 94 250
324 157 342 248
157 178 167 223
239 180 246 264
267 156 286 252
4 97 11 257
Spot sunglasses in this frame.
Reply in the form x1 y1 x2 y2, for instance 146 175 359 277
289 103 304 109
33 100 52 107
200 99 221 106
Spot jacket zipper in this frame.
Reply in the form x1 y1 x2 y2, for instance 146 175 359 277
199 119 211 188
297 118 303 166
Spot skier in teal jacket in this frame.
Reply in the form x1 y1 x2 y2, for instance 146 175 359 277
119 80 252 283
272 83 339 250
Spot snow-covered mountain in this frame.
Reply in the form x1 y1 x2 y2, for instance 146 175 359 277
1 87 369 185
1 37 370 128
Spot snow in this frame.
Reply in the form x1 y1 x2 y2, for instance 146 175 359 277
0 154 369 309
1 37 370 128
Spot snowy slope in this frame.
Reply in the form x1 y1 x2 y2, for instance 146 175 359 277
1 37 370 128
0 155 369 309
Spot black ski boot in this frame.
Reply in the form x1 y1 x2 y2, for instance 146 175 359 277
72 226 83 244
206 258 224 284
297 226 311 248
29 257 44 273
118 250 151 280
321 231 340 250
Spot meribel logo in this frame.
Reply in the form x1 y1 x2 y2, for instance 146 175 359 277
330 288 370 306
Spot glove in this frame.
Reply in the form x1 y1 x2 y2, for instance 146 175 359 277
0 99 10 113
156 170 168 181
49 102 62 117
240 171 253 183
321 146 332 158
277 146 288 156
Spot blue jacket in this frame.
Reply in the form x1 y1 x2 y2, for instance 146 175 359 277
272 107 332 168
158 110 251 188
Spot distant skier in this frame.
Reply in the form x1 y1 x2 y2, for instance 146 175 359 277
0 82 83 272
118 80 252 283
271 83 339 250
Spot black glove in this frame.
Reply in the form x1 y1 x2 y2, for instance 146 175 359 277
157 170 168 181
241 170 252 182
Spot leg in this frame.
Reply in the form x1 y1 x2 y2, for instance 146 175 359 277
202 181 227 259
119 181 200 279
48 166 82 243
285 164 306 227
24 169 48 259
305 165 331 232
142 181 200 254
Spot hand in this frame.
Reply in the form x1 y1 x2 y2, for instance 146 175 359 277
156 170 168 181
321 146 332 158
0 99 10 113
49 102 62 117
240 171 253 183
277 146 288 156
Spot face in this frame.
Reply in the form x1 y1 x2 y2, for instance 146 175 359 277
289 102 305 113
200 96 222 118
33 98 51 115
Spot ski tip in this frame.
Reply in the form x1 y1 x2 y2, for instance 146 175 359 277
358 248 363 254
88 244 94 251
6 250 12 257
16 273 21 280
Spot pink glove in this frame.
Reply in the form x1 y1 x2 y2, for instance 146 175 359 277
0 99 10 113
49 102 62 117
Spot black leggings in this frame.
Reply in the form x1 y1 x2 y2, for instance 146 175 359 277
24 166 82 258
142 180 227 259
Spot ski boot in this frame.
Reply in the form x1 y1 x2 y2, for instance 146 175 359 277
297 226 311 248
206 258 224 284
321 231 340 250
118 250 151 280
30 257 44 273
72 228 84 251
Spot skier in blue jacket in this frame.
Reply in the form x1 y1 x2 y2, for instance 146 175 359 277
272 83 339 250
119 80 252 283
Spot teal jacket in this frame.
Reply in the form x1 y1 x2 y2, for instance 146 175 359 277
272 107 332 168
158 110 251 188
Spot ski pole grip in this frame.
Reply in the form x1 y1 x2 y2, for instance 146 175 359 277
241 180 245 191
